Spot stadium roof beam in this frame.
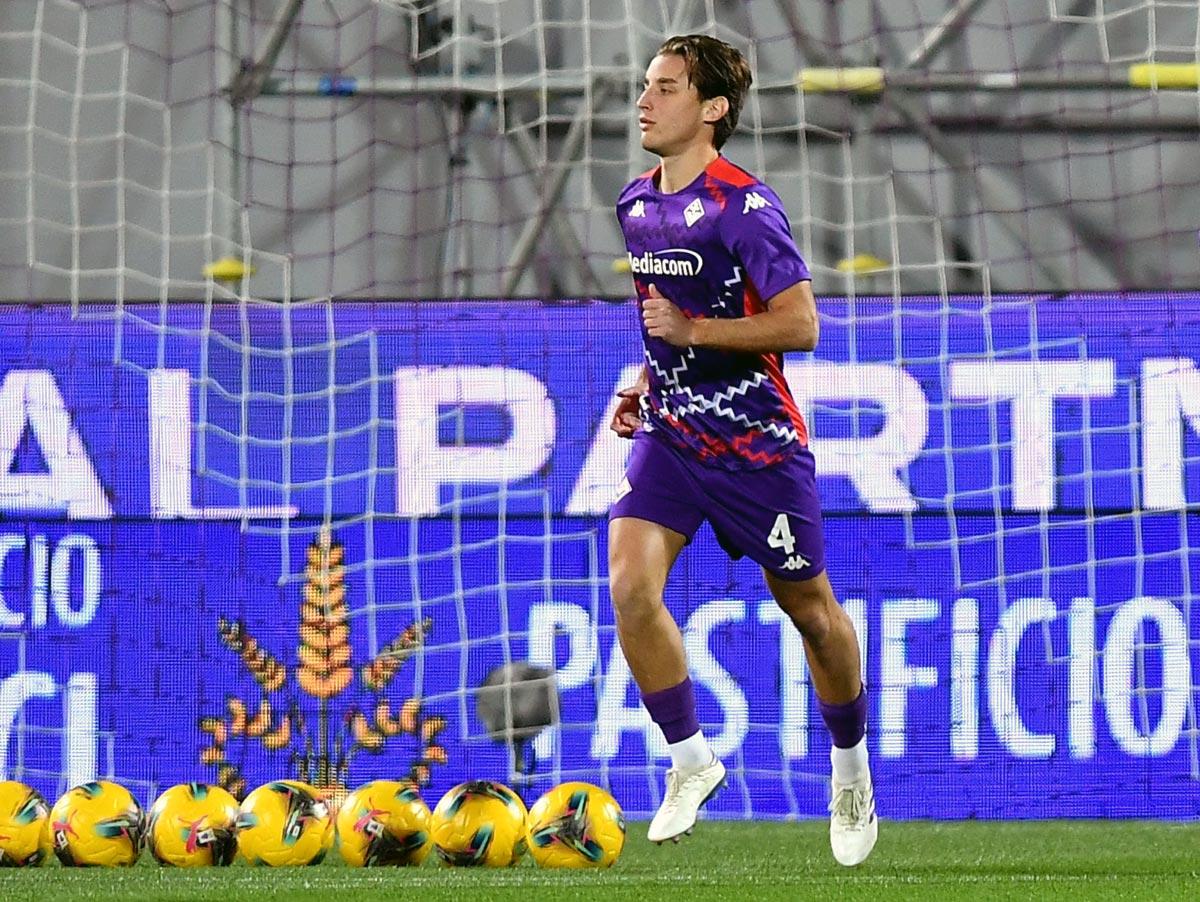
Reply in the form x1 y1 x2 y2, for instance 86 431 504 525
945 0 1161 286
893 0 1134 288
504 109 603 298
900 0 989 292
776 2 1165 292
227 0 307 108
903 0 990 71
252 65 1199 100
493 109 1190 137
772 0 988 290
215 0 609 297
972 0 1096 122
796 65 1200 94
502 81 616 297
219 0 1188 295
863 114 1200 134
255 72 605 99
246 74 1200 131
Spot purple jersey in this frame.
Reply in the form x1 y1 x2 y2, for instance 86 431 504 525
617 156 812 469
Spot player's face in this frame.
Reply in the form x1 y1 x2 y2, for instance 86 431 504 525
637 53 710 157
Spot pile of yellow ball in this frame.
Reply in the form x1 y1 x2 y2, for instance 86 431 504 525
0 776 625 869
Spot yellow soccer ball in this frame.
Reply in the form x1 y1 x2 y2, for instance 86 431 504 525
235 780 333 866
527 782 626 869
335 780 432 867
49 780 144 867
0 781 51 867
146 782 239 867
430 780 528 867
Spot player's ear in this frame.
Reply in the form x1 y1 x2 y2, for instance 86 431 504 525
703 95 729 125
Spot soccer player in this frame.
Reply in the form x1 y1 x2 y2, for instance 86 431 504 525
609 35 876 866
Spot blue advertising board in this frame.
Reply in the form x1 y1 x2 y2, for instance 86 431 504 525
0 294 1197 819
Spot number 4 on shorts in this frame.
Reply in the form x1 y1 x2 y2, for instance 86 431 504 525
767 513 796 555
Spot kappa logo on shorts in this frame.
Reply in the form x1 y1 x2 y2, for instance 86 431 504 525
780 553 812 572
614 477 632 503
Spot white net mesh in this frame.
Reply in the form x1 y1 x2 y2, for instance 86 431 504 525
0 0 1198 820
1048 0 1200 63
6 1 1200 301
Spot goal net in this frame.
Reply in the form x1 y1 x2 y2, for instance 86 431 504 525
0 0 1197 821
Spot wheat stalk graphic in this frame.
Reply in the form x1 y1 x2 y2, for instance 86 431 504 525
199 529 447 801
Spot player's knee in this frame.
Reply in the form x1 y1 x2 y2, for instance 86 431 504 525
608 565 664 625
777 591 833 643
792 606 831 643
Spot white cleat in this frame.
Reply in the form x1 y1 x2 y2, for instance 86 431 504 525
829 774 877 866
647 757 726 844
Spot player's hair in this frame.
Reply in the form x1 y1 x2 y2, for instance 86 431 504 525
656 35 752 150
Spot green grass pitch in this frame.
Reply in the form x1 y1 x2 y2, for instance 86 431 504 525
2 820 1196 901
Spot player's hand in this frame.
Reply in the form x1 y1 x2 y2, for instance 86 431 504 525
642 283 694 347
610 383 646 439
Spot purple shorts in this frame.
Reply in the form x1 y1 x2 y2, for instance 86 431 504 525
610 432 827 582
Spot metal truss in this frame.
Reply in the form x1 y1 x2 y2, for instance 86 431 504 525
219 0 1198 297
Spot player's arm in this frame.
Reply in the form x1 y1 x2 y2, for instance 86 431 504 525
641 280 818 353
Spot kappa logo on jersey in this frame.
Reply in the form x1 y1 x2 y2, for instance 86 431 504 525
629 199 646 218
780 553 812 572
742 191 772 214
626 248 705 277
683 197 705 227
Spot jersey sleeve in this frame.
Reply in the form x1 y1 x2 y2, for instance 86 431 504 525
717 185 811 302
615 175 649 215
615 179 636 210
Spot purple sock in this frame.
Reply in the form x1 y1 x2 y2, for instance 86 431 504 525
818 686 867 749
642 676 701 744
